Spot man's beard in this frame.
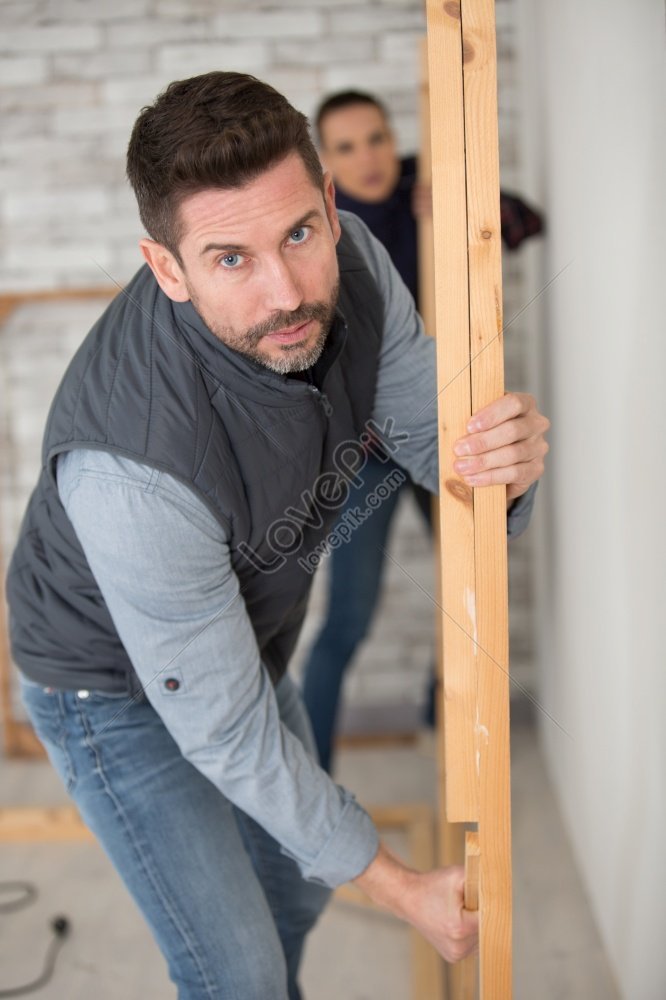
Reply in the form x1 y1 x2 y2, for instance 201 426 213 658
188 279 340 375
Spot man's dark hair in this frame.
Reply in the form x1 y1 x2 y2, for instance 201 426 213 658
126 71 324 263
315 90 390 143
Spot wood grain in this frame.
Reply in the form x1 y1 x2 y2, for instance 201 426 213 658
461 1 512 994
426 0 479 827
425 0 512 995
464 830 481 911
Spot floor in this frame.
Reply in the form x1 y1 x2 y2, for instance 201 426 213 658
0 716 620 1000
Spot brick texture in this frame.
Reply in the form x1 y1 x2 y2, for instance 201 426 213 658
0 0 536 710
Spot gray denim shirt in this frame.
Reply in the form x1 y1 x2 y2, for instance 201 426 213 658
56 212 536 888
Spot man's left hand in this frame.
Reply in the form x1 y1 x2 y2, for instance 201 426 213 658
452 392 550 505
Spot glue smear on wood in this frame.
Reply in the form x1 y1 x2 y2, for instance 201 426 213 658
466 587 490 774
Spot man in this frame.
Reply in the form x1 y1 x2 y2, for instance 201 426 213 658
7 72 549 999
302 90 544 773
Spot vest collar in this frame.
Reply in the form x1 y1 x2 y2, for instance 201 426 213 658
170 295 348 403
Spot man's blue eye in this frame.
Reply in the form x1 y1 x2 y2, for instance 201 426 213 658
221 254 242 268
289 227 308 244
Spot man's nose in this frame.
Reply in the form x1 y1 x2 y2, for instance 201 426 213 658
263 257 303 313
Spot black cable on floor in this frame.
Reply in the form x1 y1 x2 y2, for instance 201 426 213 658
0 881 70 997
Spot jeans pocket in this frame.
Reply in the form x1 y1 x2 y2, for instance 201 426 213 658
20 683 77 794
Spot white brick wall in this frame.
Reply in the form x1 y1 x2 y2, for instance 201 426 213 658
0 0 522 290
0 0 536 706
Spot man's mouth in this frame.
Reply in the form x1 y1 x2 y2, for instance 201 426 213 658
265 320 312 345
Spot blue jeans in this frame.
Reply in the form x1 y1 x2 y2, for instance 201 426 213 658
301 454 433 774
19 672 331 1000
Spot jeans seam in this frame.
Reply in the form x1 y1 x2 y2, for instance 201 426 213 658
74 700 223 1000
55 692 77 792
21 688 77 794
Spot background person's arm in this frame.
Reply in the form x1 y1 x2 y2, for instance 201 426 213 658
340 209 541 539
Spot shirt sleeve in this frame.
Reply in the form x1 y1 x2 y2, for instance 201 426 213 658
339 209 536 540
56 447 378 888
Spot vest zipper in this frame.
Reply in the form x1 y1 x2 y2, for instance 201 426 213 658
308 384 333 417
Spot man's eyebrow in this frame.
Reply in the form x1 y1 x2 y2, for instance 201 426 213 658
199 209 322 257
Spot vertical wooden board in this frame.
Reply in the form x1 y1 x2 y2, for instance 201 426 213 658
461 0 512 995
426 0 479 825
464 830 481 911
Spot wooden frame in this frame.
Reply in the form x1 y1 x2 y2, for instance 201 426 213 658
0 288 117 760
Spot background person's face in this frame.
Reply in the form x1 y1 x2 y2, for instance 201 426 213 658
319 103 400 203
166 153 342 375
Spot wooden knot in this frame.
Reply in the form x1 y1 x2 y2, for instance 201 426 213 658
463 40 475 63
443 1 461 19
481 229 492 240
445 478 473 505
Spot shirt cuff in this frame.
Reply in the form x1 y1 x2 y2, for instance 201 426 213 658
285 788 380 889
507 481 538 539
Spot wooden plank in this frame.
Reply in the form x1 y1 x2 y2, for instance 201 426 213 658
0 287 116 310
4 721 48 759
425 9 481 995
461 1 512 994
0 806 94 842
421 37 479 995
0 286 118 759
464 831 481 911
426 1 512 996
453 829 481 1000
426 0 479 826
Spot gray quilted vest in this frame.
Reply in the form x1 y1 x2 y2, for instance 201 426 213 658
6 222 385 694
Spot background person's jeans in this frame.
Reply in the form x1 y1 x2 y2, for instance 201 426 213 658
19 671 330 1000
301 453 433 774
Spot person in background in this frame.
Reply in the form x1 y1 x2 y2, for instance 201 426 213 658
301 90 543 774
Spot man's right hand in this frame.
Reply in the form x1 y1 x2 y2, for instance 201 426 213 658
352 840 479 963
403 864 479 963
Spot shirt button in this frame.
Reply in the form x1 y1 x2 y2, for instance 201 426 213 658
164 678 180 692
77 690 90 699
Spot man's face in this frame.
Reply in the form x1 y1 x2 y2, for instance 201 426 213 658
318 103 400 203
142 152 341 375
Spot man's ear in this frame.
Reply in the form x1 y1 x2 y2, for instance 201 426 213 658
139 239 190 302
322 171 341 244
